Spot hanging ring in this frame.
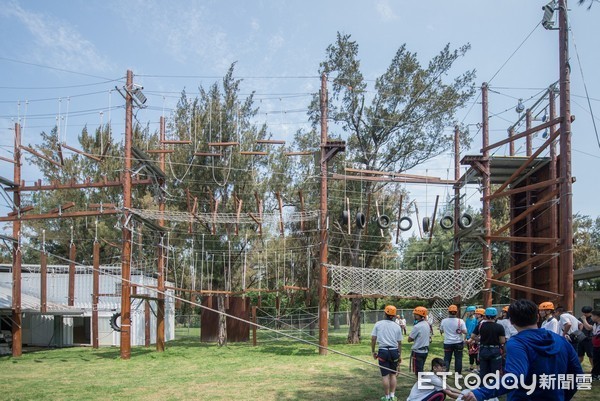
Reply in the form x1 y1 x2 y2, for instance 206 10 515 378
440 215 454 230
377 214 391 229
458 213 473 229
356 212 366 229
422 217 431 233
399 216 413 232
340 210 349 225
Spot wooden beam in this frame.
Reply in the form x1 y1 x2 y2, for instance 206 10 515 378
0 209 119 222
284 151 314 156
256 139 285 145
194 152 222 157
0 155 16 164
482 117 561 152
332 173 455 185
489 278 562 298
146 149 175 154
5 178 152 192
488 235 559 244
208 142 239 147
345 167 444 181
8 205 34 216
276 192 285 237
49 202 76 214
240 151 268 156
160 140 192 145
485 178 560 201
492 246 560 279
61 143 103 162
20 145 62 168
492 188 559 236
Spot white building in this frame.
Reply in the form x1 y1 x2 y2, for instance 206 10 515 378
0 264 175 349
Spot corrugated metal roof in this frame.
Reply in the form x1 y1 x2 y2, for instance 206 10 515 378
458 156 551 187
0 284 85 315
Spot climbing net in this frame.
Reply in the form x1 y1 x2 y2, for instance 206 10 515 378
325 264 487 299
126 207 319 225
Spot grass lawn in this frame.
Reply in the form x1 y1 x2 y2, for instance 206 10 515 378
0 326 597 401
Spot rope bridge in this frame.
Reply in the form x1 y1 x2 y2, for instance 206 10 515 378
126 207 319 225
325 264 487 299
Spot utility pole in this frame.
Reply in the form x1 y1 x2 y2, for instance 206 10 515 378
453 126 461 308
319 73 329 355
12 123 22 357
558 0 573 310
157 116 166 352
120 70 133 359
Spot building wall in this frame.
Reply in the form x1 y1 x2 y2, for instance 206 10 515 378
575 291 600 313
0 272 175 347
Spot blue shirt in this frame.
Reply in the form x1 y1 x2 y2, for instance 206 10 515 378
465 316 478 338
473 328 583 401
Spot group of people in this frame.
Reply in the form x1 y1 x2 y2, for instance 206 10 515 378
370 300 600 401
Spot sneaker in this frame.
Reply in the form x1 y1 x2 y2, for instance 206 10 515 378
390 397 398 401
380 397 387 401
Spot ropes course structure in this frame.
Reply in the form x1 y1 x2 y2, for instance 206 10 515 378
325 263 487 300
125 207 319 225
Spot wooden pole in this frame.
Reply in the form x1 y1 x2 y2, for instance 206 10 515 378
549 88 559 296
252 305 257 346
68 241 76 306
558 0 573 310
525 109 533 299
40 248 47 314
481 83 492 307
120 70 133 359
12 123 22 357
318 73 329 355
92 240 100 348
453 126 461 306
157 116 166 352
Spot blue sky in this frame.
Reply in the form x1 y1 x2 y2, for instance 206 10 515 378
0 0 598 223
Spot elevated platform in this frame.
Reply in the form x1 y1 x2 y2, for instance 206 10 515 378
457 156 551 187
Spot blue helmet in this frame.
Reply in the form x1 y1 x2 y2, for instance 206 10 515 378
485 307 498 317
466 306 476 312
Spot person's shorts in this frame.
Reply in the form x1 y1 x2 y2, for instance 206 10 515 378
377 348 400 376
578 338 593 358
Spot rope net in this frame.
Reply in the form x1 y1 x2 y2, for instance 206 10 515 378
126 207 319 225
325 264 487 299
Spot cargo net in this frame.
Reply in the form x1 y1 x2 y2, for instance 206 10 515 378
325 264 487 299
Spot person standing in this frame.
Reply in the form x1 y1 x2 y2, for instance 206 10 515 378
464 306 478 339
498 305 517 340
371 305 403 401
471 307 505 378
439 304 467 374
408 306 431 376
555 307 583 350
462 299 583 401
399 315 407 336
578 306 594 370
539 301 560 334
590 310 600 381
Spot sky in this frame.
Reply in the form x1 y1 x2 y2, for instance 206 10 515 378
0 0 599 227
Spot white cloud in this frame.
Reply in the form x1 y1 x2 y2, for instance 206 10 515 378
376 0 399 22
1 2 112 73
251 18 260 31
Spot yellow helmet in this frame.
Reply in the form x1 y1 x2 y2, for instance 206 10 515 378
475 308 486 316
448 305 458 313
539 302 555 311
413 306 428 318
384 305 397 316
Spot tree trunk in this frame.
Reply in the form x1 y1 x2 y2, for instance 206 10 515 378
217 295 227 347
347 297 362 343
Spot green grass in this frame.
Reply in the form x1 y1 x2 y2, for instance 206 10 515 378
0 328 597 401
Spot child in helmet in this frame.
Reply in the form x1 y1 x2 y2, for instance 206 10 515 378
409 306 431 376
470 307 505 379
440 305 467 374
371 305 404 401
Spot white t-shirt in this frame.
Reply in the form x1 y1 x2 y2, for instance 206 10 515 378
541 316 560 334
558 312 580 335
498 319 517 339
409 320 431 351
399 318 407 327
371 319 403 348
407 372 444 401
440 317 467 344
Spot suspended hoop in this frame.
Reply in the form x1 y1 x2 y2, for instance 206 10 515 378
399 216 412 231
377 215 390 230
340 210 349 225
110 312 122 332
440 215 454 230
422 217 431 233
355 212 366 229
458 213 473 230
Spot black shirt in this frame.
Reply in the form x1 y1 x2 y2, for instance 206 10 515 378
473 320 505 345
580 315 593 337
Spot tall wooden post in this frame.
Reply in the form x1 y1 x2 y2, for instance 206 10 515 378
453 126 461 306
157 116 166 352
481 83 492 307
548 88 559 295
558 0 573 310
92 240 100 348
318 73 329 355
120 70 133 359
12 123 22 357
525 110 533 299
68 241 76 306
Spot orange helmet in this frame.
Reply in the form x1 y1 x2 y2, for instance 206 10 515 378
413 306 428 318
448 305 458 313
475 308 486 316
502 306 509 313
539 302 555 311
384 305 397 316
